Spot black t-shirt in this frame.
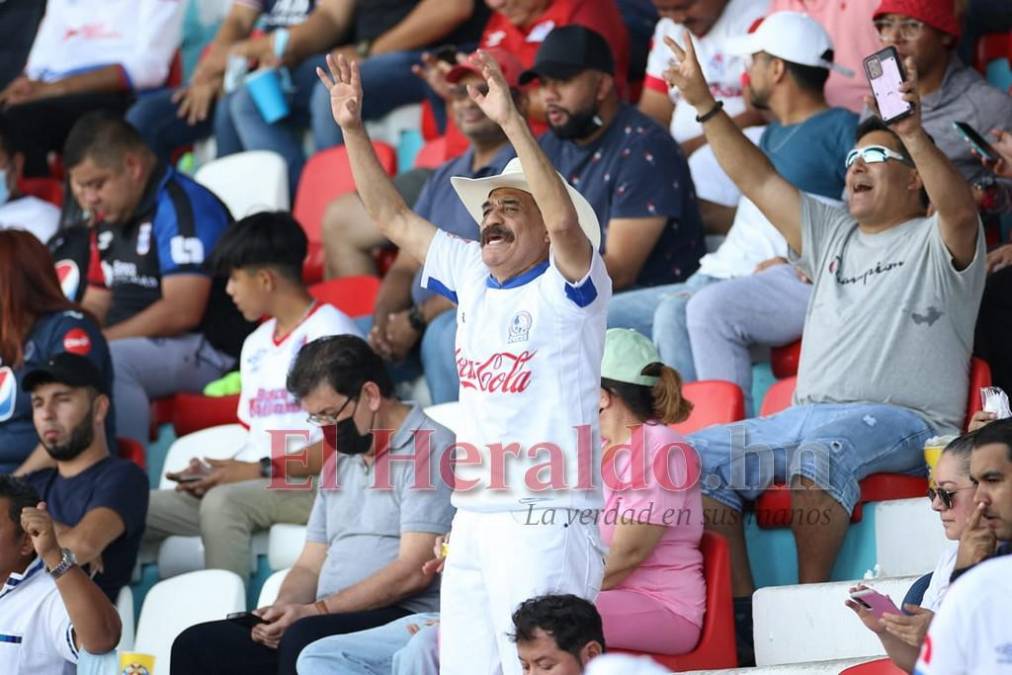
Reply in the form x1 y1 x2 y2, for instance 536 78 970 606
25 456 149 601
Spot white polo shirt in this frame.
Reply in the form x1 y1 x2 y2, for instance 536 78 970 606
915 555 1012 674
422 230 611 512
0 558 78 675
236 302 362 462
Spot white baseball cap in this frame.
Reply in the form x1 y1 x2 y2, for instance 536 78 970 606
451 157 602 250
726 11 854 77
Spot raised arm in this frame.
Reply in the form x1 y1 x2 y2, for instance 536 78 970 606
467 51 591 281
879 59 978 269
316 55 436 264
662 35 803 254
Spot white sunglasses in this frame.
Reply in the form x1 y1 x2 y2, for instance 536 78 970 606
845 145 913 169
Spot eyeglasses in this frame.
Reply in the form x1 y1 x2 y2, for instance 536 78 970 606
927 485 975 509
845 145 913 169
873 18 925 41
306 396 357 427
448 83 489 100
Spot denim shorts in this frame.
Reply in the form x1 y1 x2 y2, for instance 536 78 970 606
687 403 934 513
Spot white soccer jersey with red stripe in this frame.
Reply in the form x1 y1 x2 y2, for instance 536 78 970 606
236 303 361 461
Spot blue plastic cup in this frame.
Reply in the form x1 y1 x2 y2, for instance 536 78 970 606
245 68 290 124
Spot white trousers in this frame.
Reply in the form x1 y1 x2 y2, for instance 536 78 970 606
439 508 606 675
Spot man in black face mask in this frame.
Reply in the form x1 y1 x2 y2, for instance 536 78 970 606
19 352 149 601
170 335 456 675
529 25 707 293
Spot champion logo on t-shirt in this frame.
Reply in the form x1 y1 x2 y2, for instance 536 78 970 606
456 349 535 394
62 329 92 356
0 367 16 423
829 256 905 286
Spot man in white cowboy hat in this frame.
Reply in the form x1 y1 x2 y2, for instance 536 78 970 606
317 47 611 675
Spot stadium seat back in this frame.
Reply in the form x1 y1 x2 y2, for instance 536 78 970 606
672 380 746 435
257 568 290 607
414 136 450 169
611 531 738 670
18 177 64 207
116 437 146 470
840 657 907 674
769 340 802 379
134 569 245 672
194 150 290 218
758 376 796 417
308 275 381 318
171 392 241 437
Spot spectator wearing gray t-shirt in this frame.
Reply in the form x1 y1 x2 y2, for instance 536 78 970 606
658 30 985 660
171 336 455 675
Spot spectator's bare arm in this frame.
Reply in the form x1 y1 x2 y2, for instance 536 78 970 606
81 286 112 327
869 58 978 269
370 0 474 57
190 3 261 82
52 507 125 568
103 274 211 340
271 541 327 607
602 217 667 290
22 503 121 654
283 0 355 66
317 55 437 264
662 35 802 254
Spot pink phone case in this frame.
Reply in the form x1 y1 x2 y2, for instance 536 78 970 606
851 589 902 619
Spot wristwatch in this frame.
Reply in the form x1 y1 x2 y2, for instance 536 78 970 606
407 306 427 332
355 39 373 59
259 456 273 479
47 548 77 580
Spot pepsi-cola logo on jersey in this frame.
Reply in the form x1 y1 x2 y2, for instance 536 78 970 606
0 367 16 423
63 328 92 355
55 259 81 300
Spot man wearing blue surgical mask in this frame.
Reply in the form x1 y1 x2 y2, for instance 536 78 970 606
0 118 59 244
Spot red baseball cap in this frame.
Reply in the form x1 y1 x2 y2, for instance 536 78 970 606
446 47 524 88
873 0 961 38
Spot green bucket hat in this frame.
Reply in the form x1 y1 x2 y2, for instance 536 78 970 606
601 328 661 387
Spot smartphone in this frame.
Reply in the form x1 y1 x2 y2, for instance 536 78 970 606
226 611 266 629
432 44 459 65
169 473 203 484
850 588 902 619
863 47 914 124
954 122 998 163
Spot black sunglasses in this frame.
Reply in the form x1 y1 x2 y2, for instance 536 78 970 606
927 485 974 509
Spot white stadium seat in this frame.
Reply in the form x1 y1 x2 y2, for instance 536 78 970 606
194 150 289 218
267 524 307 571
116 585 134 651
134 570 245 672
256 568 291 608
753 576 918 666
874 497 947 577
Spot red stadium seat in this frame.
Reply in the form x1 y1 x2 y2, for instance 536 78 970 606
769 340 802 379
171 393 241 438
309 275 382 318
294 143 397 283
18 177 64 207
753 358 991 528
150 397 176 440
973 31 1011 76
839 658 906 674
612 532 738 671
117 437 146 470
671 381 746 435
413 136 449 169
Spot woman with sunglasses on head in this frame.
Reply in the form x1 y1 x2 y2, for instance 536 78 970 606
846 433 978 672
0 229 114 475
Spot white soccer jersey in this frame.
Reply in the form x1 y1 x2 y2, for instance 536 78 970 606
644 0 769 143
421 230 612 512
915 555 1012 674
236 303 362 461
24 0 185 90
0 559 78 675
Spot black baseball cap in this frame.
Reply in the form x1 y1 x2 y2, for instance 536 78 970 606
22 353 107 395
518 25 615 85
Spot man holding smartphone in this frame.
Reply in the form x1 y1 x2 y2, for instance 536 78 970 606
661 23 985 657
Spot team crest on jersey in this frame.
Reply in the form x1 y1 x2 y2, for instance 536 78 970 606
137 222 152 256
55 260 80 300
507 311 532 344
0 367 16 422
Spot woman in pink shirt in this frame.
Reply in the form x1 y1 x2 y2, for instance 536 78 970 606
596 328 706 654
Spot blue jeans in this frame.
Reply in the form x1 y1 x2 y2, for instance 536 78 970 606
688 403 933 514
606 272 718 381
421 309 459 404
297 612 440 675
226 55 328 195
126 88 242 163
309 49 434 149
